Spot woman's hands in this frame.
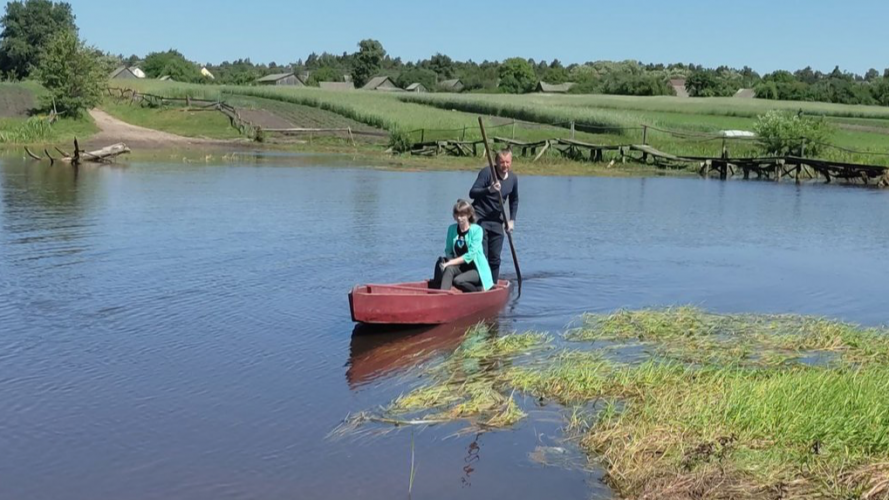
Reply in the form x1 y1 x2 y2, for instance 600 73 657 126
441 257 464 269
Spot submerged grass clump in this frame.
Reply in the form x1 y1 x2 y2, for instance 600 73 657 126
350 324 549 431
570 307 889 367
568 306 717 342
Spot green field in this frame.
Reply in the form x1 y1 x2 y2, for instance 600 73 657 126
115 80 889 164
117 80 604 144
223 95 387 142
402 93 889 163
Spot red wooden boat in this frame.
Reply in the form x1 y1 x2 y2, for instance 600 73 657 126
349 280 511 325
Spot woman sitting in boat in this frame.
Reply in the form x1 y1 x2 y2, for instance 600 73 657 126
431 199 494 292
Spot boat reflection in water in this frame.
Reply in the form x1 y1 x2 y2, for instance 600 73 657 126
346 305 504 388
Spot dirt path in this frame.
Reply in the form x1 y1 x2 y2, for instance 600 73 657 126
86 109 236 149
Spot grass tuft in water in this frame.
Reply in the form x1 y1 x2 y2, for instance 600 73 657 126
363 324 549 431
568 306 716 342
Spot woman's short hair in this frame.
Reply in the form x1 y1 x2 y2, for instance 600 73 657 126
453 199 476 223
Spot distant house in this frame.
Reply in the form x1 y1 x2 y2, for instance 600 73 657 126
405 83 428 93
201 67 215 80
362 76 402 91
733 88 755 99
319 81 355 91
109 66 145 80
439 79 464 92
670 78 689 98
256 72 305 86
158 75 173 81
536 81 575 93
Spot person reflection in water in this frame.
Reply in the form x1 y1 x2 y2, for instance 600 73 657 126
431 200 494 292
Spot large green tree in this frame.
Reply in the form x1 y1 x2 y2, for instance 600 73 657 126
422 53 455 80
35 29 103 118
142 49 201 82
395 67 436 91
351 39 385 88
498 57 536 94
542 61 570 84
0 0 75 79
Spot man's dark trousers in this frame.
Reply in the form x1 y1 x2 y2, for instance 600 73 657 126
479 221 504 283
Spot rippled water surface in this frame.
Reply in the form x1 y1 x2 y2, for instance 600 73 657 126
1 156 887 500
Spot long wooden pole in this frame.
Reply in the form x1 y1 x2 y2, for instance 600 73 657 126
478 117 522 297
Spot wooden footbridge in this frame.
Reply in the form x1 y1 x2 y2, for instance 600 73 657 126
409 136 889 187
696 155 889 186
410 136 668 164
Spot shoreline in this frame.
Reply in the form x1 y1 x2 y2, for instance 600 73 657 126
0 140 696 178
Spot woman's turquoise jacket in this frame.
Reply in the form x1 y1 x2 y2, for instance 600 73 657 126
445 223 494 291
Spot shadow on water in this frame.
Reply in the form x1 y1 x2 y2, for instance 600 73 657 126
346 306 505 388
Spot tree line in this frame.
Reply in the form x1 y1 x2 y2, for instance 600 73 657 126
2 0 889 120
116 47 889 106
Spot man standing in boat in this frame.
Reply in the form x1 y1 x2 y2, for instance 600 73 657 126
469 148 518 283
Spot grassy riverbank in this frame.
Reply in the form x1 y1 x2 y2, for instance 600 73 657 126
342 308 889 500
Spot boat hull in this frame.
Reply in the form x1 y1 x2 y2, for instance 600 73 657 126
349 280 510 325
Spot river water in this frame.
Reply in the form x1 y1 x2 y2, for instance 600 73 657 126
1 155 887 500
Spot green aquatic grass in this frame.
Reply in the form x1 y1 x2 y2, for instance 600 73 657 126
584 363 889 499
509 350 889 498
569 308 889 365
380 324 548 429
567 306 717 341
342 308 889 499
455 327 551 359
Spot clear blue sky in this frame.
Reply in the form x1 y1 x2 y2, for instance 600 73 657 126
67 0 887 74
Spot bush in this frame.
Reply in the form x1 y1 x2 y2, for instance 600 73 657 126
387 127 412 153
752 110 834 156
